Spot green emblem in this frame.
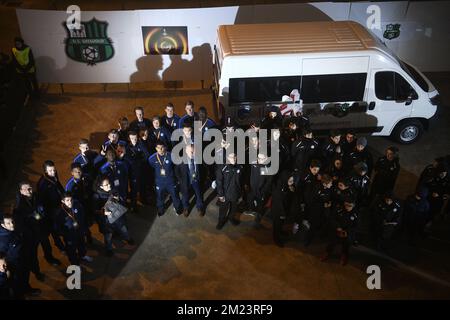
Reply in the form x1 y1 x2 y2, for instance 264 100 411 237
383 24 401 40
64 18 114 65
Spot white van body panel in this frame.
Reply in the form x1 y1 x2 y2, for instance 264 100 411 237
215 21 438 140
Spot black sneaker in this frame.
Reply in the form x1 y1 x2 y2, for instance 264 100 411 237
126 238 135 246
216 220 226 230
106 249 114 257
229 218 240 226
45 257 61 266
157 210 165 217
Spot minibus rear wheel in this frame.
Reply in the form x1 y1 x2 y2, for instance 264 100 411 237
392 119 423 144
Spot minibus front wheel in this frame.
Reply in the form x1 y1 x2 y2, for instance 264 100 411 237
392 119 424 144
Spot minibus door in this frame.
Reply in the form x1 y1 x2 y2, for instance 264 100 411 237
365 69 416 134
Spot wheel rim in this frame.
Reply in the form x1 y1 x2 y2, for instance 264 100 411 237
400 125 418 142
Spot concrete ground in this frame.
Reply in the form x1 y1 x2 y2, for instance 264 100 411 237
0 73 450 300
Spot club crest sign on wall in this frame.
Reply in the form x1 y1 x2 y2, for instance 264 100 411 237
64 17 114 65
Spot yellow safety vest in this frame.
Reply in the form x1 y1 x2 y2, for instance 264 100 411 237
12 47 35 73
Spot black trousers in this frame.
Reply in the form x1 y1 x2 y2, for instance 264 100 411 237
218 200 238 224
63 232 87 265
326 235 350 257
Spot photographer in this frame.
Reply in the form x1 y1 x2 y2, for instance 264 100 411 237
93 177 134 257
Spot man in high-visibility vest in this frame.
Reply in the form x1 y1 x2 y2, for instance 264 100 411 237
11 37 39 98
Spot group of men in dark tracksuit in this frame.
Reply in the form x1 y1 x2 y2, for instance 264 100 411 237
2 98 449 299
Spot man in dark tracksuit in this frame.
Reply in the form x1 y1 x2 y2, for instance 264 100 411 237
247 154 273 223
65 162 93 244
13 182 46 281
100 149 129 202
0 213 41 298
371 146 400 199
215 153 242 230
161 102 180 134
370 192 402 250
271 171 300 247
349 162 371 207
303 174 333 246
321 198 359 266
55 193 93 265
125 131 151 212
347 137 373 176
73 139 104 181
293 159 321 235
404 187 430 246
149 116 172 150
320 131 342 169
423 163 449 222
92 179 134 257
332 178 356 210
175 144 205 217
291 128 319 174
148 141 183 216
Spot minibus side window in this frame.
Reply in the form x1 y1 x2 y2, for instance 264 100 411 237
375 71 417 101
300 73 366 104
229 76 301 104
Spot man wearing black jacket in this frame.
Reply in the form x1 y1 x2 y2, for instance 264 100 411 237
371 146 400 199
0 213 41 298
303 174 333 246
215 153 242 230
13 182 46 281
37 160 65 260
247 153 273 223
55 193 93 265
321 197 359 266
175 144 205 217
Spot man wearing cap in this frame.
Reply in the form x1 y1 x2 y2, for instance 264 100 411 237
261 106 282 130
348 137 373 176
421 162 449 222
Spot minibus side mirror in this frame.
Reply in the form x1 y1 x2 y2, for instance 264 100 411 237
405 97 413 106
368 101 376 110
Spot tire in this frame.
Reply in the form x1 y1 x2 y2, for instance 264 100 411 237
391 119 423 144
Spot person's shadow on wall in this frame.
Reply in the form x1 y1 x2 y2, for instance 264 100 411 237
129 54 164 82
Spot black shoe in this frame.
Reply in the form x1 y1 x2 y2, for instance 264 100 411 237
229 217 240 226
25 287 42 297
45 257 61 266
34 272 45 282
255 213 262 223
157 210 164 217
106 249 114 257
126 238 135 246
216 220 226 230
274 240 284 248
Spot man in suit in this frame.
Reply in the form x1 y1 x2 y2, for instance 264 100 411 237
176 144 205 217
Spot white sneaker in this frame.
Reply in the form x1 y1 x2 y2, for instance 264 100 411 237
243 211 256 217
292 223 299 234
81 255 93 262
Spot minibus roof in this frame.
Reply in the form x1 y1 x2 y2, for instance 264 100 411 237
217 21 383 58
